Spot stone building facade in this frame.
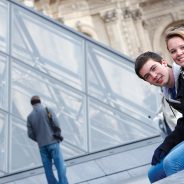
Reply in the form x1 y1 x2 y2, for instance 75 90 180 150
20 0 184 62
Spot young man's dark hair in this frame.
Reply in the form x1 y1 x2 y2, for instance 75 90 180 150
135 51 163 79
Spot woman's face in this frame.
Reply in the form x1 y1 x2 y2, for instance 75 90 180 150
167 36 184 67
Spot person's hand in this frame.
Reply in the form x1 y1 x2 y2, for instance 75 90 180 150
151 147 167 165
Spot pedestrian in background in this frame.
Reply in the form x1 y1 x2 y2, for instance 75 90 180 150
27 95 68 184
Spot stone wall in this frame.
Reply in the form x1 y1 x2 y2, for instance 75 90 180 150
21 0 184 62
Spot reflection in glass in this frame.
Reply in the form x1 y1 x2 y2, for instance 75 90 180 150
11 61 87 157
0 54 8 110
87 43 160 119
0 0 161 177
89 99 158 152
10 116 41 172
0 111 8 175
12 6 85 90
0 0 9 53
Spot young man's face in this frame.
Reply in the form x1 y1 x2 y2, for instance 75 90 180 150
139 59 170 87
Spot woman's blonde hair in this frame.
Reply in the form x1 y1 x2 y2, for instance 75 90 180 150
165 25 184 49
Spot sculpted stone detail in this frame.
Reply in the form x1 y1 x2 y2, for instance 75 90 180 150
140 0 183 11
123 8 132 19
100 9 119 23
131 9 142 21
76 21 98 39
58 1 89 14
123 8 142 21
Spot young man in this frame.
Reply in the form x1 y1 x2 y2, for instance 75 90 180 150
135 51 181 111
27 96 68 184
135 51 184 183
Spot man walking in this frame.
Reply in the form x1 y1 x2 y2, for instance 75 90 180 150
27 95 68 184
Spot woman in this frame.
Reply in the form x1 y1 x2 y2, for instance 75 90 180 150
165 26 184 68
165 27 184 108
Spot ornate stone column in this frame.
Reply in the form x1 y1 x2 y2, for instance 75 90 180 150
100 9 128 54
121 6 147 58
131 7 153 54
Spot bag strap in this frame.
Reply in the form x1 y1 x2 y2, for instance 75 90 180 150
45 107 54 130
45 107 52 119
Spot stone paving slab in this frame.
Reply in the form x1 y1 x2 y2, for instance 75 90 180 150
155 170 184 184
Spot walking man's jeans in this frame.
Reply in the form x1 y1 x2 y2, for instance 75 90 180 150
148 141 184 183
40 143 68 184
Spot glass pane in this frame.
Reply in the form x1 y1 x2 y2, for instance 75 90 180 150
1 0 163 178
0 54 8 111
11 5 85 90
0 0 9 53
10 116 41 173
62 142 87 159
11 60 87 155
87 42 160 119
0 111 8 175
89 99 159 152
